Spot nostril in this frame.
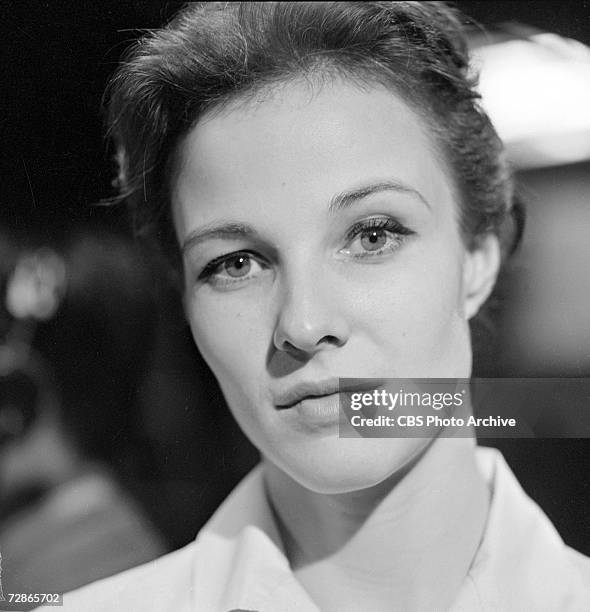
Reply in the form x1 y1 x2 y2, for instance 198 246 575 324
322 334 343 347
278 334 344 355
281 339 297 352
281 339 308 360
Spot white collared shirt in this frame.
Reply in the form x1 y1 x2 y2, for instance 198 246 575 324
44 447 590 611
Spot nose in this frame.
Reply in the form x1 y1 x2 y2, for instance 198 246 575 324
272 266 350 356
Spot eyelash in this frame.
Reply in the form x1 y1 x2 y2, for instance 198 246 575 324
198 250 263 282
343 216 414 257
197 216 414 284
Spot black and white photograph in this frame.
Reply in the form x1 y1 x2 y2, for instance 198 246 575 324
1 2 589 610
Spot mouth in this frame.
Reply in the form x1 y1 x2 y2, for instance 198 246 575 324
274 378 385 410
275 380 341 410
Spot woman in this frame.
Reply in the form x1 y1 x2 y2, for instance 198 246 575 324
49 2 589 610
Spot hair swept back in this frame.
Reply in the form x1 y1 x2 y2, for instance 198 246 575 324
106 1 524 283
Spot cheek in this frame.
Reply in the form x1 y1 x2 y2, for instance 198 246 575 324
186 293 269 391
186 295 281 452
349 245 469 370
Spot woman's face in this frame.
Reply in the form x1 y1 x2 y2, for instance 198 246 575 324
172 79 498 493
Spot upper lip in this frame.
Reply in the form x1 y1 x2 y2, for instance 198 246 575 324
274 378 385 409
275 379 341 409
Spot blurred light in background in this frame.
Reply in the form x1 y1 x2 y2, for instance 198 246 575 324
469 24 590 376
471 26 590 169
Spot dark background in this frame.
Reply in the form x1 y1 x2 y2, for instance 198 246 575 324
1 1 589 554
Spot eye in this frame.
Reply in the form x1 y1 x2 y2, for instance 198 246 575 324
340 216 414 259
198 251 267 287
360 227 388 251
222 253 252 277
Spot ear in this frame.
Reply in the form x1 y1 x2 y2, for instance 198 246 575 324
461 234 501 320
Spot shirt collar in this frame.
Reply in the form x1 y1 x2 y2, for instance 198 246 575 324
192 464 320 611
452 447 590 610
191 447 589 611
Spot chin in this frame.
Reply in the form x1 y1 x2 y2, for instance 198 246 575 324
274 437 431 495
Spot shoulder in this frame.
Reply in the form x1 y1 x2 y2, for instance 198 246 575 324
466 447 590 610
35 540 199 612
34 464 268 612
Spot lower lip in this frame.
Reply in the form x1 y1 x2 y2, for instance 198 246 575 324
283 393 342 427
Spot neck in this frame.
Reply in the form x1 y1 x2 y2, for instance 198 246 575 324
263 437 489 611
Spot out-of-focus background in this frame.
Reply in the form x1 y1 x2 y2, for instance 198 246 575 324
0 0 588 603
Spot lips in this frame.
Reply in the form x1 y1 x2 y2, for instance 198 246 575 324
274 378 385 409
274 379 341 409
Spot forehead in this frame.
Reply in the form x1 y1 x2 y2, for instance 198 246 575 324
171 78 455 229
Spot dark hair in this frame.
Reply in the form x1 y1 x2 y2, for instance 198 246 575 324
0 230 157 464
106 1 524 284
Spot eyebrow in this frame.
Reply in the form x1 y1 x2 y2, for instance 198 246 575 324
328 180 430 213
181 222 256 253
181 179 430 253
